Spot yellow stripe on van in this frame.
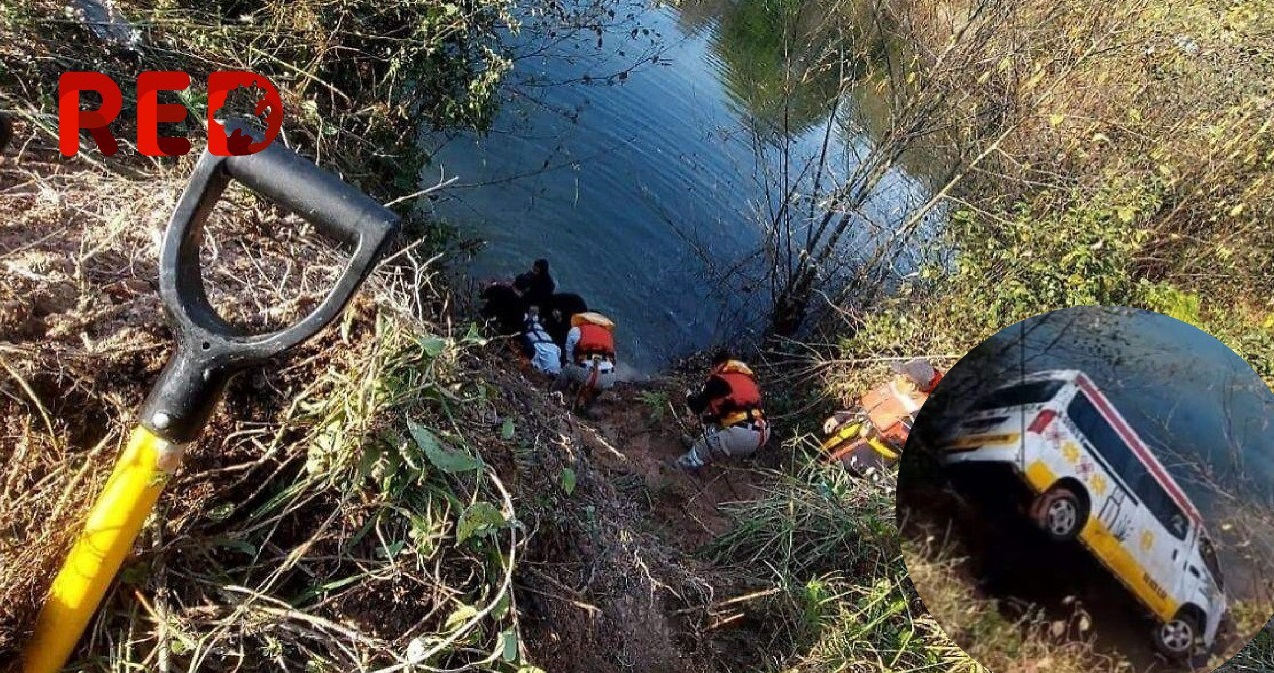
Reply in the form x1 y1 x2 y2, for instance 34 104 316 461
1079 518 1178 622
1024 460 1055 492
1021 460 1178 622
942 433 1020 450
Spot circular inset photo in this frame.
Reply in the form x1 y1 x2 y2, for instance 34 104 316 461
897 306 1274 672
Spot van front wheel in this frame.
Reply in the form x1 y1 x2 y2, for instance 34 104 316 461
1153 613 1202 662
1034 485 1086 541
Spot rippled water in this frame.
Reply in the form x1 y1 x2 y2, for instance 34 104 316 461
419 0 931 372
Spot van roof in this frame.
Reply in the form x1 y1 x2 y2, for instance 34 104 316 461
1010 369 1204 527
1018 369 1084 383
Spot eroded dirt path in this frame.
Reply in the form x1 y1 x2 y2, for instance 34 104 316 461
573 383 766 553
510 376 781 673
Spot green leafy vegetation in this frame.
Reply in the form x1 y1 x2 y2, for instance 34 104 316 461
833 0 1274 380
3 0 1272 670
706 462 979 671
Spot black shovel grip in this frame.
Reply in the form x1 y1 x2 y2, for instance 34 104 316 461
140 122 401 443
223 143 394 248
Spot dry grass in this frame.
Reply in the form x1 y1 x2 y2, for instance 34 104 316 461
875 0 1274 316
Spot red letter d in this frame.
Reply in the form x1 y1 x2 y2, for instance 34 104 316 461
207 71 284 156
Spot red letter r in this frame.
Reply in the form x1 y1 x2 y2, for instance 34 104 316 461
59 72 123 156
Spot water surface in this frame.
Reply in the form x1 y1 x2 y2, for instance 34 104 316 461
420 0 932 372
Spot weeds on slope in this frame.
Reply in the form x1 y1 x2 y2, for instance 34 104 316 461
706 456 975 672
903 548 1131 673
1 245 548 671
1222 627 1274 672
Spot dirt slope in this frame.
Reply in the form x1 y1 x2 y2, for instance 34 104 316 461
511 379 778 673
582 385 765 551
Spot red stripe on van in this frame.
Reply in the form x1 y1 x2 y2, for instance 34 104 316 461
1075 374 1202 525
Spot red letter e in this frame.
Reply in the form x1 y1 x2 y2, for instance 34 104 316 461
137 71 192 157
59 72 122 156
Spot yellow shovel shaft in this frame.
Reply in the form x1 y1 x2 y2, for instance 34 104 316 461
23 426 181 673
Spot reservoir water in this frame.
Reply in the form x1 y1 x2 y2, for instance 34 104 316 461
419 0 932 373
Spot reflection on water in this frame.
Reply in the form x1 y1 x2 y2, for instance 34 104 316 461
419 0 931 372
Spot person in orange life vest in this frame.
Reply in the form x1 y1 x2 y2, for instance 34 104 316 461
675 350 770 470
822 358 943 473
562 311 617 403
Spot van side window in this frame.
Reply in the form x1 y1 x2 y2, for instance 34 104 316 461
1067 393 1188 540
1139 479 1188 540
1068 394 1140 481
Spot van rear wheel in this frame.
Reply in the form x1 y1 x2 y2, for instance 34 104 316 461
1034 485 1086 541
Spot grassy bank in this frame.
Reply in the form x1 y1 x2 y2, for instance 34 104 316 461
4 0 1272 671
841 0 1274 374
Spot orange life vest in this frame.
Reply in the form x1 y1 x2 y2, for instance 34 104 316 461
572 312 616 362
706 360 764 426
862 371 941 447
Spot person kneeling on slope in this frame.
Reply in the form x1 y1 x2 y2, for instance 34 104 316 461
521 308 562 377
562 311 617 409
675 350 770 471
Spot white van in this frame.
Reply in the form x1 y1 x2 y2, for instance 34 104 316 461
939 369 1227 660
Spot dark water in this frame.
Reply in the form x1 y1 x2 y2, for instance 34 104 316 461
419 0 932 373
930 306 1274 594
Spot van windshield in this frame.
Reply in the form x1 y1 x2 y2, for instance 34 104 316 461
1200 535 1225 590
972 380 1065 411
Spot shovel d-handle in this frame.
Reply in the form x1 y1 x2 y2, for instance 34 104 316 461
23 128 400 673
139 123 400 444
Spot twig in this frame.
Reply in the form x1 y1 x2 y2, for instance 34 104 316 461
672 587 782 615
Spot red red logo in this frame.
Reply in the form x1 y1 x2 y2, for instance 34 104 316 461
58 71 283 157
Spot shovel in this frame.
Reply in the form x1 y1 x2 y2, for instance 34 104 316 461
22 125 400 673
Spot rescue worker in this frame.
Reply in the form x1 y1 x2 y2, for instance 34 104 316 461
822 358 943 474
513 258 555 310
561 310 617 410
675 350 770 470
521 308 562 377
480 281 527 337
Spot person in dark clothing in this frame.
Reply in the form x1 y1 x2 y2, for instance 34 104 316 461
544 292 588 345
480 282 526 337
675 349 770 470
513 259 555 310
